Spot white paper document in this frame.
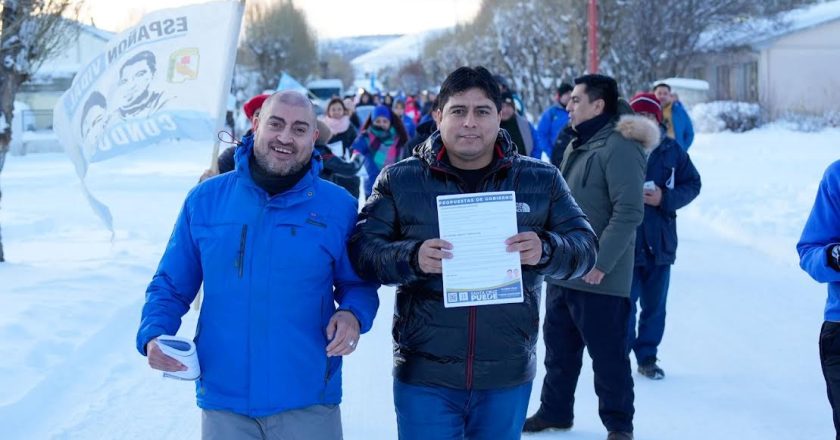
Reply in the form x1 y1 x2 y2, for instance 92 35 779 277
156 335 201 381
437 191 524 308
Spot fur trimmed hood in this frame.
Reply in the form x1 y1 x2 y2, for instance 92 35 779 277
615 114 660 153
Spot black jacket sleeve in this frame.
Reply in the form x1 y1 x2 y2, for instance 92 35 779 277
348 168 426 285
217 146 237 174
324 154 363 177
536 170 599 280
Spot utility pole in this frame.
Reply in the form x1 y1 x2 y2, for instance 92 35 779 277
588 0 599 73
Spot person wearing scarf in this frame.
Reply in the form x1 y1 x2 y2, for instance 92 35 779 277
351 104 408 198
321 98 358 157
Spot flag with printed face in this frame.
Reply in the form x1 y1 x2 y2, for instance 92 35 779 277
53 0 244 231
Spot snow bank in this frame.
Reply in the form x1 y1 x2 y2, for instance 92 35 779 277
691 101 762 133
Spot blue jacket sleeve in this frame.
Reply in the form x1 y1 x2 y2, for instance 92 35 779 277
660 148 702 213
136 195 203 355
529 122 544 159
537 109 554 160
675 102 694 150
352 132 370 156
333 204 380 334
798 161 840 283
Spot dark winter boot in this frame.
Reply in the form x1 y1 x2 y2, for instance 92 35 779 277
522 414 572 433
607 431 634 440
638 357 665 380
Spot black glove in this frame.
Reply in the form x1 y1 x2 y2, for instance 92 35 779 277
829 244 840 272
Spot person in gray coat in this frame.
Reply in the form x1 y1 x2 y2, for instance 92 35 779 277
524 74 659 440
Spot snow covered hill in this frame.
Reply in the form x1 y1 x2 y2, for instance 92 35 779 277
0 126 837 439
350 29 445 80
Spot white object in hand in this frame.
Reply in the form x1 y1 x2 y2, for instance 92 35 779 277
643 180 656 192
156 335 201 381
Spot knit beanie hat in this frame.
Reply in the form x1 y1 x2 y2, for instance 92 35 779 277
372 104 391 120
500 91 515 106
243 94 270 119
629 92 663 123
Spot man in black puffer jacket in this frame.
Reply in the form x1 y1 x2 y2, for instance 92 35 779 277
348 66 598 440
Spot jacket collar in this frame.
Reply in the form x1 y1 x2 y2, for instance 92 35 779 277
572 115 616 151
415 128 517 176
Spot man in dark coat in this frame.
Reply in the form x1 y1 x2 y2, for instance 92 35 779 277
348 66 598 440
627 93 701 380
313 120 364 200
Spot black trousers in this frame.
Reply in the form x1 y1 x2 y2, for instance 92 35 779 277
820 321 840 439
536 285 635 433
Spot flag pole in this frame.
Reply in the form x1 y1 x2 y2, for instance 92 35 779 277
193 0 246 312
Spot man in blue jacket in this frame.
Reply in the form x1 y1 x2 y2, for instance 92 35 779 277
136 91 379 439
627 93 701 380
654 83 694 151
798 160 840 439
536 83 573 161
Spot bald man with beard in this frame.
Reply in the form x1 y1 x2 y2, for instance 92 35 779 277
137 92 379 439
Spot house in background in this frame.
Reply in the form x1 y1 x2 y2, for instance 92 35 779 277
11 24 112 154
687 0 840 118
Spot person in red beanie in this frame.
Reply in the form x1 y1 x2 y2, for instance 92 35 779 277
628 93 662 123
243 94 270 125
626 92 701 381
200 94 271 181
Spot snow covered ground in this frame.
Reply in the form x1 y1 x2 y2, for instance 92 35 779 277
0 125 836 439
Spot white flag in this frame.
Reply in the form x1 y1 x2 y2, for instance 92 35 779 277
53 0 244 231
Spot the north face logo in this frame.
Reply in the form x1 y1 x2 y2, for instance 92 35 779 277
516 202 531 213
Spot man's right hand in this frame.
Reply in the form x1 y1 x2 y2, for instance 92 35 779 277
417 239 453 274
146 339 187 372
199 169 218 183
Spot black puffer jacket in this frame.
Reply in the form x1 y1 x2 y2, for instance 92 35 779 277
348 130 597 390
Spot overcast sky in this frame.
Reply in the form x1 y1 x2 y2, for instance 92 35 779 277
78 0 482 38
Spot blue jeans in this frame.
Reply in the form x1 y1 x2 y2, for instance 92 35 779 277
627 264 671 363
394 379 532 440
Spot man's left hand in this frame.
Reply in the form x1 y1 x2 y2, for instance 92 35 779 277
644 185 663 207
326 310 360 357
506 232 542 266
582 268 605 285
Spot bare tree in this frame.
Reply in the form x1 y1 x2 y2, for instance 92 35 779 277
0 0 80 262
423 0 820 106
378 59 428 94
491 0 581 116
422 0 583 116
239 0 317 91
595 0 820 95
320 51 355 89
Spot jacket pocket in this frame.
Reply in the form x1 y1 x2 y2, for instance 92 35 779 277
661 218 678 256
191 223 248 290
272 219 335 270
234 225 248 278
